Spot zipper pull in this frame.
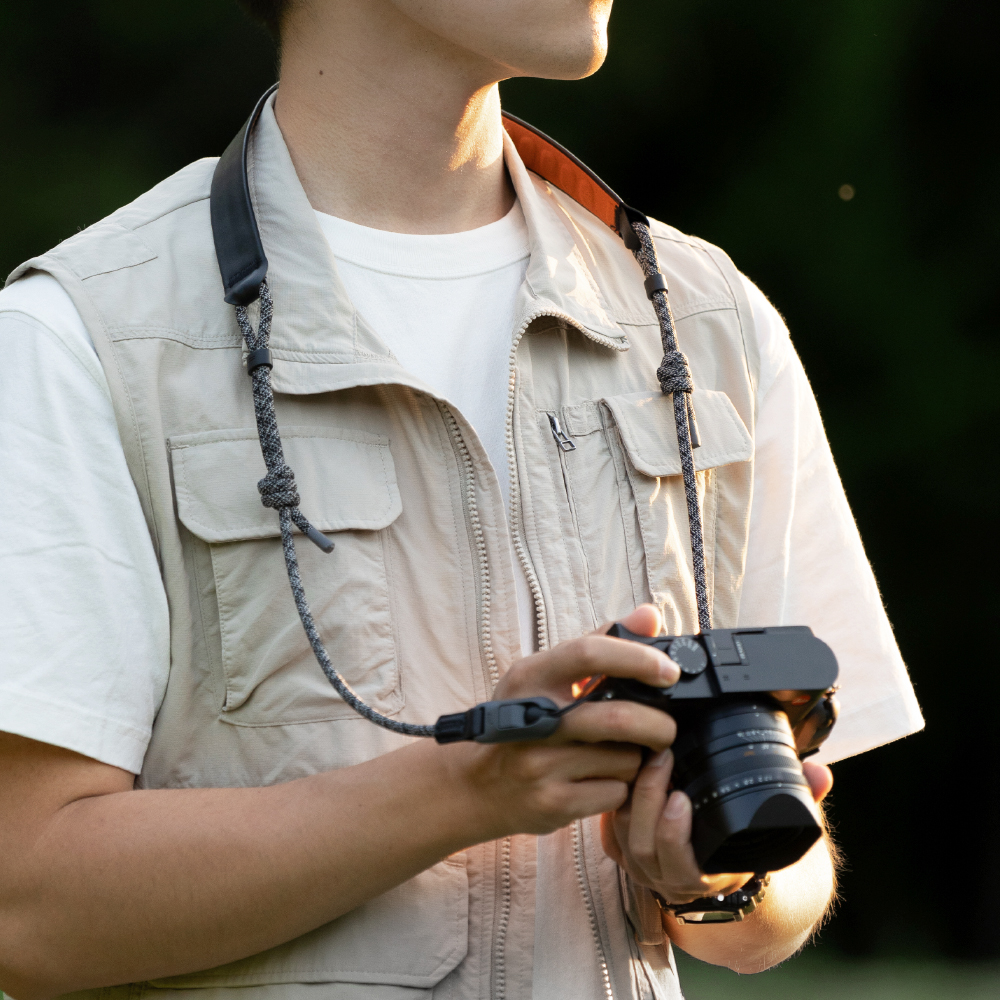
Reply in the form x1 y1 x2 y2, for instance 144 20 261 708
548 413 577 452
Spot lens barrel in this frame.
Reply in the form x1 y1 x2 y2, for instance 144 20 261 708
671 698 822 874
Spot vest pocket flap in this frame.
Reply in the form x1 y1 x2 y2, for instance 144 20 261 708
604 388 752 476
170 426 401 542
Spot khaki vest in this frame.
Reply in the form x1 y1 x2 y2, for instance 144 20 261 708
10 97 759 1000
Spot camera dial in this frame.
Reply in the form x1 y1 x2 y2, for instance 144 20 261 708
668 636 709 675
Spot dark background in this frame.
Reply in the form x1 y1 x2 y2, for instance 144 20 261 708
3 0 997 961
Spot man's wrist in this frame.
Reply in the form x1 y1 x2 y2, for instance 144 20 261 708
663 837 836 973
426 740 511 845
362 739 505 854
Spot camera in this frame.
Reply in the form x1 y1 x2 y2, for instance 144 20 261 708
435 623 838 877
588 624 839 875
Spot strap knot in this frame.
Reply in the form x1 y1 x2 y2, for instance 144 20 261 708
258 463 300 510
657 350 694 395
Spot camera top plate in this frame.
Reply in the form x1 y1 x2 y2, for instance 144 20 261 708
605 624 838 701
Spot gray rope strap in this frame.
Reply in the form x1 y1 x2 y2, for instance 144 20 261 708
628 222 712 632
236 280 435 738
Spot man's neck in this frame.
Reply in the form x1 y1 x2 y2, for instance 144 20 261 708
275 1 515 235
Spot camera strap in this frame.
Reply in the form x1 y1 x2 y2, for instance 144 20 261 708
654 874 770 924
211 87 712 742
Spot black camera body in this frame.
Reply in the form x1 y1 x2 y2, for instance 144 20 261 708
590 624 840 875
435 622 839 877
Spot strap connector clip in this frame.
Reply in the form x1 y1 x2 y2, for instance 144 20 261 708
434 698 562 744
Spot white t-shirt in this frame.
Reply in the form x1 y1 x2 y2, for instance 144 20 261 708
315 205 538 657
0 206 923 774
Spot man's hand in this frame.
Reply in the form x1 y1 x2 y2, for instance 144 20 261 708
597 605 837 973
601 749 833 904
442 603 681 839
596 603 753 902
654 767 835 973
601 748 753 903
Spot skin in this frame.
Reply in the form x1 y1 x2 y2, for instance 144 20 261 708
0 2 836 995
275 0 613 232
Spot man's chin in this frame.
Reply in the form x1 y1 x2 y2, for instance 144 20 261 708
507 39 608 83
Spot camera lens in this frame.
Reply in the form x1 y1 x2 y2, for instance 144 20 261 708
670 698 823 874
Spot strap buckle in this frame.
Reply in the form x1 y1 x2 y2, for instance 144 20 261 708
653 874 770 924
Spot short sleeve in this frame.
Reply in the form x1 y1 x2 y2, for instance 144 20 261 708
737 276 924 764
0 273 169 774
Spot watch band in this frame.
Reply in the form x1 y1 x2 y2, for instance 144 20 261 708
653 873 770 924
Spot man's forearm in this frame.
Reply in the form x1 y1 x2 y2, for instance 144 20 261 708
0 739 479 1000
0 630 679 1000
0 630 678 999
664 836 836 973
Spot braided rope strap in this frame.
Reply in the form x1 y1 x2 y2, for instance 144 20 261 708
628 223 712 633
237 280 435 738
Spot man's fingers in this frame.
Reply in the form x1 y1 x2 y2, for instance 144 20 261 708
515 743 644 788
558 700 676 751
550 744 644 784
802 760 834 802
568 779 631 818
519 633 679 692
655 790 697 872
625 749 673 874
653 791 750 903
598 604 662 639
499 604 678 705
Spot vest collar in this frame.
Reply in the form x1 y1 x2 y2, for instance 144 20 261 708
219 91 641 395
502 127 629 351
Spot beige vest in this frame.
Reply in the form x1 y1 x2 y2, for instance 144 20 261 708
10 97 759 1000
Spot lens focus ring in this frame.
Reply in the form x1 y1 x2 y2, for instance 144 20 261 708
671 698 823 874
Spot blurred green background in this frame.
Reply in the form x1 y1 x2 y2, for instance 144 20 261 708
2 0 998 988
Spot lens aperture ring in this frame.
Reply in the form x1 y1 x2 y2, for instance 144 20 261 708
677 740 803 800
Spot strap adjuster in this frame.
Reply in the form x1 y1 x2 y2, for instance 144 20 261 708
246 347 273 374
644 273 668 299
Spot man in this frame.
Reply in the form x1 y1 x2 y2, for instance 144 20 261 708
0 1 922 998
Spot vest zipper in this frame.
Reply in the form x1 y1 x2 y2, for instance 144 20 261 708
441 404 499 691
441 403 512 1000
547 413 577 453
493 836 513 1000
503 311 619 1000
505 306 626 652
548 407 583 506
573 819 616 1000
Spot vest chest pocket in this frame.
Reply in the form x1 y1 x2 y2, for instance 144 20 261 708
170 426 404 726
551 389 752 635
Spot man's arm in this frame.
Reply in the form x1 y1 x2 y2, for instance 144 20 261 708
0 617 679 1000
602 749 836 973
665 825 835 973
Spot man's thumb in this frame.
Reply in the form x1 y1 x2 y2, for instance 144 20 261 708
609 604 662 639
